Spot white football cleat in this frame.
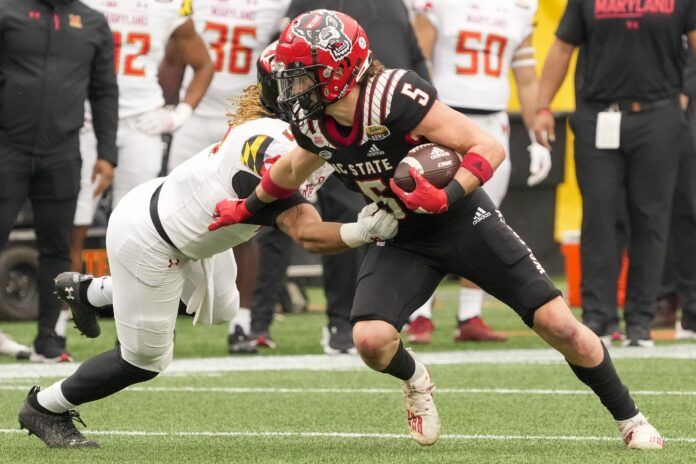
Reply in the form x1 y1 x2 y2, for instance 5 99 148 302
402 370 440 446
618 412 664 449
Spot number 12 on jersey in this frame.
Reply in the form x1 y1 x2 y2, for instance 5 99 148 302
456 31 507 77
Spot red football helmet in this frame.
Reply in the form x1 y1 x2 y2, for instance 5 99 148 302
274 9 372 123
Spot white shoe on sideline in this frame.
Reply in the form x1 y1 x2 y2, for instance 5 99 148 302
675 322 696 340
402 369 440 446
618 412 664 449
0 331 31 359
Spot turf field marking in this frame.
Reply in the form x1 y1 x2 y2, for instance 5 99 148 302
1 428 695 443
1 344 694 380
1 384 695 396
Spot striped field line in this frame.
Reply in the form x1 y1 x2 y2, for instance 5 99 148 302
1 428 695 443
1 344 694 381
2 385 696 397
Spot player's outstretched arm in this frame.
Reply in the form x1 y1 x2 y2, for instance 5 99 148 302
411 101 506 194
255 146 327 202
276 203 398 255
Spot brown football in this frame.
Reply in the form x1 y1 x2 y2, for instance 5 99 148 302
393 143 462 192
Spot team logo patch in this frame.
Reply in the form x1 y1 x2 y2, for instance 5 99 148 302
365 125 390 141
318 150 333 160
68 14 82 28
292 10 352 61
241 135 275 176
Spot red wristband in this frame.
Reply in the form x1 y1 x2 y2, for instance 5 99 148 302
460 152 493 185
260 167 296 199
536 107 553 116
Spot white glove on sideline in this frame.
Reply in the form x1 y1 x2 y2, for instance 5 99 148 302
340 203 398 248
527 141 552 187
136 103 193 135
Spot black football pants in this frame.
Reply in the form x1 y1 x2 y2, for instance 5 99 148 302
571 100 683 340
659 102 696 330
0 143 80 338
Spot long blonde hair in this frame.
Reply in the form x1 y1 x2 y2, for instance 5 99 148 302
226 85 274 126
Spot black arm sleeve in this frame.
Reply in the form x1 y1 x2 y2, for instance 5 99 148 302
89 16 119 166
231 170 309 227
385 70 438 134
555 0 586 46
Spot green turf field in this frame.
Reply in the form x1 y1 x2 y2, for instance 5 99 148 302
0 282 694 463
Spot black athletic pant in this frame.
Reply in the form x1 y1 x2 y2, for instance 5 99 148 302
0 142 80 338
659 102 696 330
571 100 684 340
250 176 366 334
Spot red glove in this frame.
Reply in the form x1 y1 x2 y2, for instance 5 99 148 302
389 168 449 214
208 199 253 231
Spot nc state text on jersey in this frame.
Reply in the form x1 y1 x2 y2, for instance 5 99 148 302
331 158 394 177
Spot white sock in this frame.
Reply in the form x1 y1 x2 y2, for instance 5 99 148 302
36 380 76 414
407 359 428 386
409 296 434 322
87 276 113 307
457 288 484 321
54 310 70 337
229 308 251 334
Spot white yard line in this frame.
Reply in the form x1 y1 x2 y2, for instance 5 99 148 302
0 344 694 381
1 428 694 443
1 384 695 397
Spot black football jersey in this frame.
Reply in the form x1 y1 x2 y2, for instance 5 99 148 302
291 68 470 237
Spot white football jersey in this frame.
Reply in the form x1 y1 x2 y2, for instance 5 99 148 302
186 0 290 117
158 117 332 259
412 0 537 110
84 0 191 117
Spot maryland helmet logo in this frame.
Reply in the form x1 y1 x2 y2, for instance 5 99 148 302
291 10 352 61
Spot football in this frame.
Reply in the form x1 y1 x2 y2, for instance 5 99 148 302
392 143 462 192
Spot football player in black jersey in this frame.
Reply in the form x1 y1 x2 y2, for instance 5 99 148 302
209 10 663 449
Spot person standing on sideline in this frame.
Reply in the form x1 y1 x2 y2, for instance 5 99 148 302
405 0 552 344
533 0 696 346
0 0 118 362
158 0 290 354
237 0 429 355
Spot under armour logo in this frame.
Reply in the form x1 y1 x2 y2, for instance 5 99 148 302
168 258 180 269
64 287 75 300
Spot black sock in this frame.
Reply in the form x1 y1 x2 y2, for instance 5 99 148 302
568 344 638 421
380 341 416 381
61 347 158 405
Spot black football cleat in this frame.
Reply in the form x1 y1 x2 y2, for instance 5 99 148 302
321 324 357 355
54 272 101 338
18 386 99 448
228 326 258 354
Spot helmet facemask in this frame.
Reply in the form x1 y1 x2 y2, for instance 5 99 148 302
276 62 329 123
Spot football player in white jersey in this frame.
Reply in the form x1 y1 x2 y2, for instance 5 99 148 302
160 0 290 352
405 0 553 343
19 47 398 448
167 0 291 170
70 0 214 277
66 0 214 339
